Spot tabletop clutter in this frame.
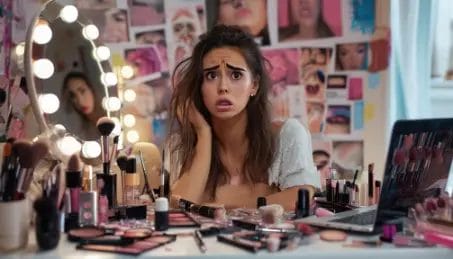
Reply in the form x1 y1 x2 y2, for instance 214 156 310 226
0 117 453 254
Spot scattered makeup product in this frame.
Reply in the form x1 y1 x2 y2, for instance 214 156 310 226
343 239 382 248
217 234 261 253
325 178 332 202
68 227 106 242
266 234 281 252
98 186 109 225
77 234 177 256
259 204 284 224
194 229 207 253
124 156 139 205
295 189 310 219
168 211 200 228
79 164 98 227
368 163 374 205
178 198 195 211
319 230 347 242
257 197 267 209
232 219 259 231
380 223 397 242
79 235 134 246
315 207 335 217
189 204 227 221
114 205 147 220
122 228 153 239
96 173 117 209
155 197 169 231
392 233 435 248
138 150 156 202
34 197 60 250
66 154 82 212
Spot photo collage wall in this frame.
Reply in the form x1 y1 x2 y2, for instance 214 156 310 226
16 0 389 180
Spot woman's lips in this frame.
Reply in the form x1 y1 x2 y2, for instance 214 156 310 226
215 99 233 112
235 8 252 18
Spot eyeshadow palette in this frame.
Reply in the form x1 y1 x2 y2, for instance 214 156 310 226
168 210 200 228
77 234 177 255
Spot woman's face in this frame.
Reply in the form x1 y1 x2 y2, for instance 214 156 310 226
201 47 257 120
67 78 95 115
291 0 321 28
172 13 197 45
338 43 367 70
103 10 128 42
218 0 267 36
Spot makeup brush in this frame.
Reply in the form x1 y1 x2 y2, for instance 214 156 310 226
2 140 31 200
0 142 12 197
116 154 128 204
110 135 119 164
13 142 34 200
96 117 115 175
21 140 50 194
138 150 156 202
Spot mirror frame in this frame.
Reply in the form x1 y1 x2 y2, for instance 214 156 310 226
24 0 115 135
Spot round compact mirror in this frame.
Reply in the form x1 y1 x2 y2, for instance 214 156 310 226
25 0 119 144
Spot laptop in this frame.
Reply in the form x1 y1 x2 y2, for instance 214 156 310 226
296 118 453 233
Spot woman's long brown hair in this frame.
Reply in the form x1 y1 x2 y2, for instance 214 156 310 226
169 25 276 200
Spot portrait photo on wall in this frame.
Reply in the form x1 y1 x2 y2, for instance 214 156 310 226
166 1 205 70
205 0 270 45
277 0 343 43
306 101 326 134
343 0 376 36
332 140 364 179
262 48 300 97
300 47 332 84
125 45 168 78
325 104 351 135
128 0 166 27
135 29 166 45
81 8 130 43
335 42 369 71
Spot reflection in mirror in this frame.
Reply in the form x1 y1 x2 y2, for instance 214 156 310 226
25 0 119 145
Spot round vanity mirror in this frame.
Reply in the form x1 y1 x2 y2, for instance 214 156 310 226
24 0 119 144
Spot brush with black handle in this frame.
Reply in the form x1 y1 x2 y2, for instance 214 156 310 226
96 117 115 175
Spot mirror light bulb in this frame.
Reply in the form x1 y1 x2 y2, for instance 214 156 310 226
123 114 136 128
81 141 101 158
33 24 52 44
101 72 118 87
120 65 134 79
60 5 78 23
33 59 54 79
38 94 60 114
82 24 99 40
127 130 139 143
111 117 122 136
57 136 81 156
15 43 25 56
94 46 110 61
106 97 121 111
123 89 136 102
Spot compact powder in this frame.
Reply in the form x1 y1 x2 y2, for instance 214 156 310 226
123 228 152 239
68 227 105 242
319 230 347 242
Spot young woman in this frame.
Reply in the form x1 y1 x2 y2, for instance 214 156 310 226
169 25 320 210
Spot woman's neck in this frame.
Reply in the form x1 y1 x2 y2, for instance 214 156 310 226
297 24 318 39
212 111 248 152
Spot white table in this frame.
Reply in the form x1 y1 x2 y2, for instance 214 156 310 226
2 229 453 259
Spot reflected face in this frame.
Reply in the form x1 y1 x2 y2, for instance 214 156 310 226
201 47 257 120
338 43 367 70
290 0 321 28
218 0 267 36
67 78 95 115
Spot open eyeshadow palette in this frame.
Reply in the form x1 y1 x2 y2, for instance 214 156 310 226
76 233 177 255
168 210 200 228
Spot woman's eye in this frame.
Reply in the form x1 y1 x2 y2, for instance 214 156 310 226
205 71 217 80
231 71 242 80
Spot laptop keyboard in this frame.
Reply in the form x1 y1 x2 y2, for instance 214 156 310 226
331 210 377 225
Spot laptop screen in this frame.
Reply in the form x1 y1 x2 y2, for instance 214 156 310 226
376 118 453 225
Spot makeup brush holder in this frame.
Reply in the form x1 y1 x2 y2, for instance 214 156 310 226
96 173 117 209
0 199 31 251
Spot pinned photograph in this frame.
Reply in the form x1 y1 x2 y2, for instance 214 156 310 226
82 8 130 43
325 105 351 135
262 48 299 97
335 42 369 71
331 140 364 179
128 0 165 27
306 101 325 134
125 46 168 78
75 0 116 9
